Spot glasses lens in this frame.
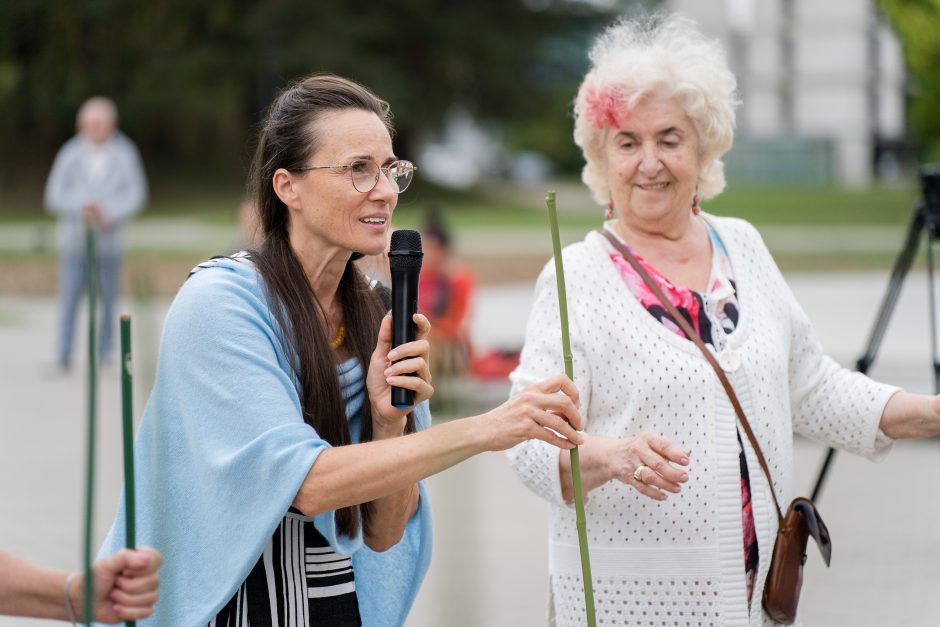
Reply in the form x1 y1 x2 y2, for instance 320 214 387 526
387 160 415 193
350 160 380 193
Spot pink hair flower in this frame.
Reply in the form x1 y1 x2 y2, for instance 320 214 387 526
578 80 625 130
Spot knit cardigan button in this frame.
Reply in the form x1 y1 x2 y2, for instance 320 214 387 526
717 349 741 372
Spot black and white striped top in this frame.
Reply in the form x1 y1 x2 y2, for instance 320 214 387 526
210 508 361 627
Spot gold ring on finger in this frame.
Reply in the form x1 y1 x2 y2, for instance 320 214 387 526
633 465 650 483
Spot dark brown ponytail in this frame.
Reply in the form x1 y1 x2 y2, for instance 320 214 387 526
248 73 413 538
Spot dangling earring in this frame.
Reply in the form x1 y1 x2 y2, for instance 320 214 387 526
605 198 615 220
691 190 701 216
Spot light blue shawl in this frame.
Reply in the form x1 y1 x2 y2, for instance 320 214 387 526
96 257 432 626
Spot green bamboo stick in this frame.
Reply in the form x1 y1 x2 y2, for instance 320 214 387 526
83 224 98 625
120 316 137 627
546 191 596 626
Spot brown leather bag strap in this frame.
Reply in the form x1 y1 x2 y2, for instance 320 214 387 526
600 229 784 523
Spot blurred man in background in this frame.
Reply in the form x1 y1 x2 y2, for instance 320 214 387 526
44 96 148 371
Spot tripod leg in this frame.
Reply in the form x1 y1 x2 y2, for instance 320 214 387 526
927 225 940 393
810 448 836 501
810 207 926 500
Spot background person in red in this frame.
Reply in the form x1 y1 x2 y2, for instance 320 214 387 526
418 210 476 376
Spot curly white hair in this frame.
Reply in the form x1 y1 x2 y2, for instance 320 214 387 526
573 13 738 205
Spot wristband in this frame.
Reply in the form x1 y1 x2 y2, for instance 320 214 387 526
63 572 79 626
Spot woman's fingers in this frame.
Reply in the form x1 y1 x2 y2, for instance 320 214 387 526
385 375 434 403
512 387 583 445
482 377 585 451
648 434 692 466
525 421 581 450
384 355 430 380
631 462 682 495
534 408 584 446
111 585 159 607
532 374 581 409
387 338 430 364
114 571 160 595
535 400 583 441
413 313 431 341
639 454 688 489
384 351 432 406
622 432 691 499
526 375 583 430
373 314 394 358
631 475 669 501
113 604 156 620
126 546 162 575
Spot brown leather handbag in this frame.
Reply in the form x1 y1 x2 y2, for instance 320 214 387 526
601 229 832 624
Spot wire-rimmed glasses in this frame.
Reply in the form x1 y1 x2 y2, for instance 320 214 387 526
296 159 416 193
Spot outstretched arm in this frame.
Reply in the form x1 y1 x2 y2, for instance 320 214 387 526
292 374 584 548
0 547 162 623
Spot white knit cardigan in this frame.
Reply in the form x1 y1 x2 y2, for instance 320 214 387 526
507 216 898 627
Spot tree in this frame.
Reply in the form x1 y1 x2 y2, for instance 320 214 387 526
0 0 615 187
879 0 940 160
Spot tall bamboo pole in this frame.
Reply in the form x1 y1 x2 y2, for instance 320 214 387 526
120 316 137 627
546 191 596 626
83 225 98 624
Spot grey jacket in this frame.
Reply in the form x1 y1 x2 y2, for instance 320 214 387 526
44 131 148 256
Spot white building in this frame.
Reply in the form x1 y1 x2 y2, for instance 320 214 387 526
670 0 906 185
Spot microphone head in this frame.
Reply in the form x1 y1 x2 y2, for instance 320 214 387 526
389 229 423 270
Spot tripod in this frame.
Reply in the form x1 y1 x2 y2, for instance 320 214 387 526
811 164 940 500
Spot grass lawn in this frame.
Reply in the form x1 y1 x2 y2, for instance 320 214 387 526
0 179 923 229
388 180 922 230
0 179 926 291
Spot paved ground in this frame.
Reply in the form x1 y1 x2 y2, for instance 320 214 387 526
3 270 940 626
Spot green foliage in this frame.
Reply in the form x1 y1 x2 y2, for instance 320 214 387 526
879 0 940 157
0 0 613 179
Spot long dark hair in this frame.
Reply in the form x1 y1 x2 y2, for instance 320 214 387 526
248 73 412 538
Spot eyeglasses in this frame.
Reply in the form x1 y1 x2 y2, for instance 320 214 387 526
295 159 416 193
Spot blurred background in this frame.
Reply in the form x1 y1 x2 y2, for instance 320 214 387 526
2 0 940 625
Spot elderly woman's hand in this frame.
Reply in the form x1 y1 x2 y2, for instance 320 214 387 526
475 375 584 451
879 390 940 439
612 432 691 501
559 432 690 503
366 313 433 436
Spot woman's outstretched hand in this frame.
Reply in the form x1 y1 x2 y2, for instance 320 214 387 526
477 374 584 451
367 313 434 435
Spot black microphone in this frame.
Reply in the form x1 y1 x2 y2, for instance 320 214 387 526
388 229 423 409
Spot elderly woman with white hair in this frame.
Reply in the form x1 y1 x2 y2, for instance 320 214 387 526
508 14 940 626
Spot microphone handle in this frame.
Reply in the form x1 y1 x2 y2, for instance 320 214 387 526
390 267 420 408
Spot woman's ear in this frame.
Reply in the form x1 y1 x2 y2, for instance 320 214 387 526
272 168 300 211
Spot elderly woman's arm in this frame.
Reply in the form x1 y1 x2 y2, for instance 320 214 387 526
879 392 940 439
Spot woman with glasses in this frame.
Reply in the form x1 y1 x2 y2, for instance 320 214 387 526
95 73 583 627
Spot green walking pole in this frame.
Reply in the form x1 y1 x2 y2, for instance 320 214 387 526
83 224 99 624
120 315 137 627
546 191 596 626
